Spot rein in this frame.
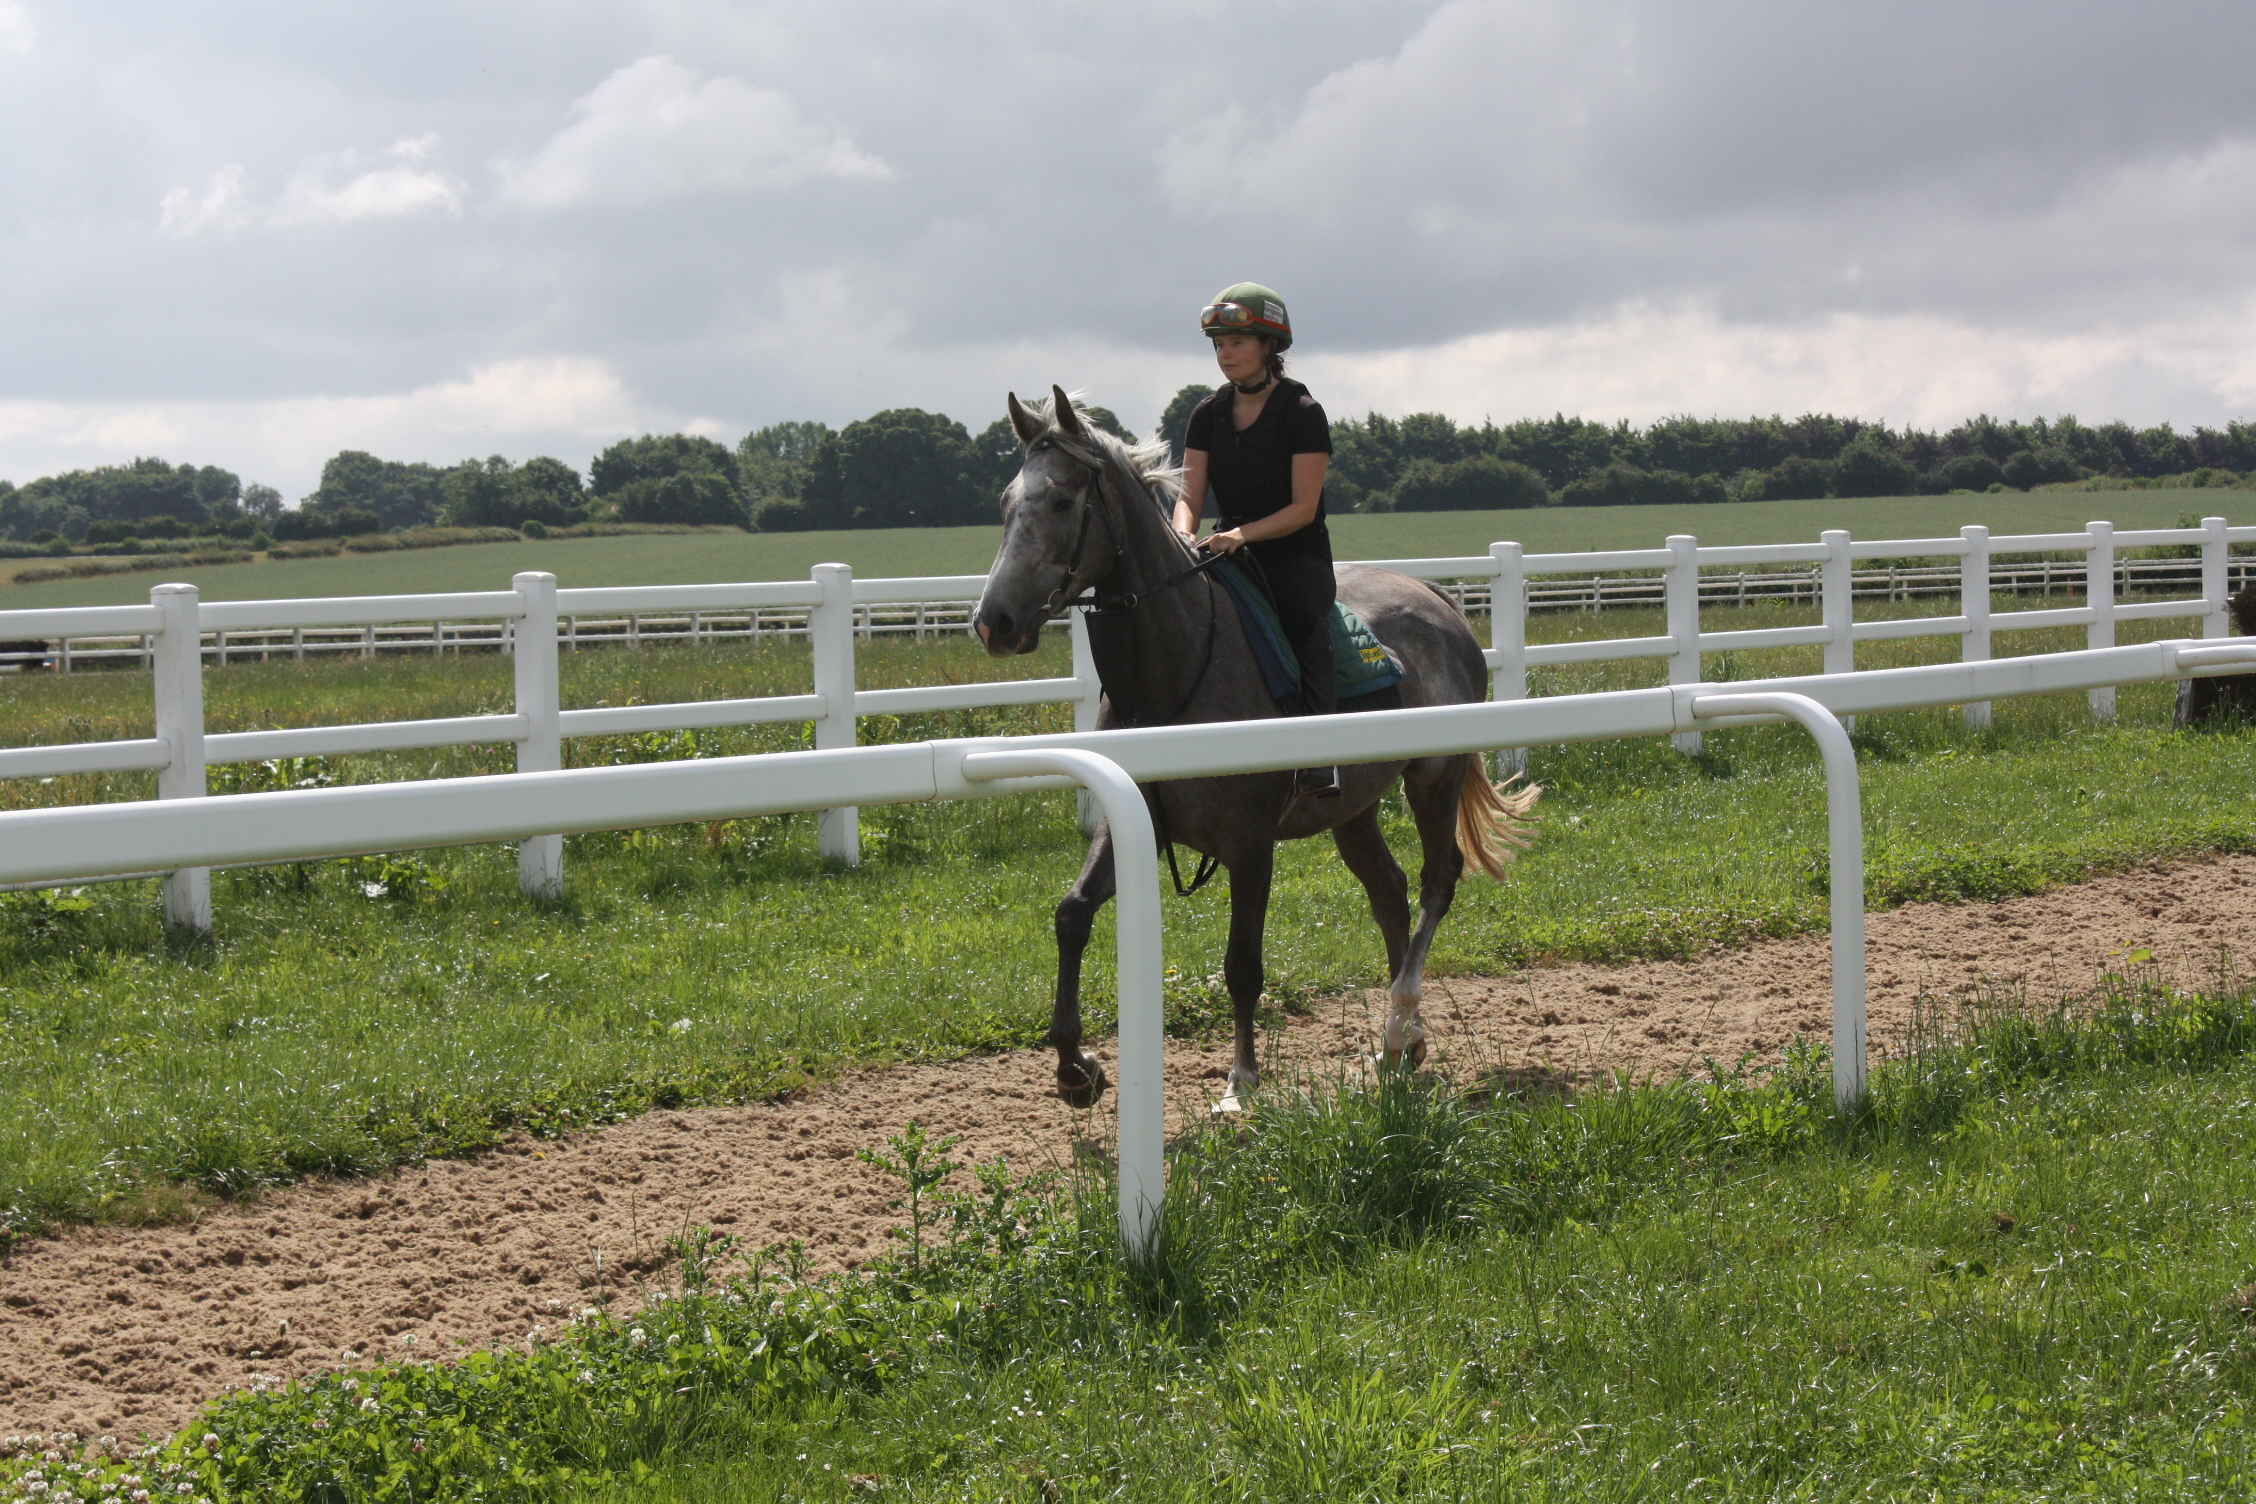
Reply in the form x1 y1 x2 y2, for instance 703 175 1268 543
1034 436 1228 897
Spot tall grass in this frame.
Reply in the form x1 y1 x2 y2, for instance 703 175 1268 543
4 600 2256 1232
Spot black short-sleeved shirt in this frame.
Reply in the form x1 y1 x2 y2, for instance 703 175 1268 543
1182 378 1333 561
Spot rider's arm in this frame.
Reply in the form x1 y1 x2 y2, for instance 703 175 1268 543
1175 449 1209 540
1204 453 1326 551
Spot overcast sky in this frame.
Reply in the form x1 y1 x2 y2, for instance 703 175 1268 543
3 0 2254 498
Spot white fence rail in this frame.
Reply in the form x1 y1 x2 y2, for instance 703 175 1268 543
13 545 2251 675
0 518 2249 927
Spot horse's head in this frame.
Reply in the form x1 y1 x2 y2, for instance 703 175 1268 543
973 385 1108 657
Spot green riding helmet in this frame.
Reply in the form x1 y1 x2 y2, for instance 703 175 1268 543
1198 282 1292 350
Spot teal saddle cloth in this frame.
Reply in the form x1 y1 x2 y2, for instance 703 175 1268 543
1212 557 1405 707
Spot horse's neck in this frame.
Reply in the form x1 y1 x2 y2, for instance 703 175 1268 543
1094 466 1237 722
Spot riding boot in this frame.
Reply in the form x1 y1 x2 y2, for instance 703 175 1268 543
1293 622 1341 800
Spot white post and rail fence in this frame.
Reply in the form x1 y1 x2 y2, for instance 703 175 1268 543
0 516 2247 926
2 637 2255 1251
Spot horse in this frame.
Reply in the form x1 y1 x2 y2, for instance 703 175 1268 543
971 387 1538 1109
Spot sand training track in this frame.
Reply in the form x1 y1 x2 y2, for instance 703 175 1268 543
5 853 2255 1440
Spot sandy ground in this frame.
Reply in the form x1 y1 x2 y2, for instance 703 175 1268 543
5 852 2254 1441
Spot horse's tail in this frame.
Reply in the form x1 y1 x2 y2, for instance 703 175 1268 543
1456 758 1541 881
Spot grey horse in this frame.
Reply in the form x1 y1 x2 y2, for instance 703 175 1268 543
972 388 1538 1108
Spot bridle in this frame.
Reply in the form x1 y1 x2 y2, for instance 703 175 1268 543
1032 436 1228 617
1023 432 1233 896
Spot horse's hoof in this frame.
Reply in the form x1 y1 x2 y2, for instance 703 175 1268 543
1211 1093 1244 1117
1057 1054 1108 1108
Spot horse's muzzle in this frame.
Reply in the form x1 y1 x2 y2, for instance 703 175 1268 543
972 607 1041 656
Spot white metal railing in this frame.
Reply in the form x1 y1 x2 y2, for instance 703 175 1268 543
0 518 2246 927
3 635 2254 1253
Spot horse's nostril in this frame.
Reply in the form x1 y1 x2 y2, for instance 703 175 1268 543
991 612 1014 639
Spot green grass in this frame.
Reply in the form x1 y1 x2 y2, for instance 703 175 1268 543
4 594 2256 1233
30 978 2256 1500
7 489 2249 609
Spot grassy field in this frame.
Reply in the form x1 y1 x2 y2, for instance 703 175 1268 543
30 980 2256 1499
4 488 2247 609
2 594 2254 1237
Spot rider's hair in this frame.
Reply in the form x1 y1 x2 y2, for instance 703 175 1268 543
1260 336 1287 382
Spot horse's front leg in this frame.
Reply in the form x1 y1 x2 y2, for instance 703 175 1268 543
1051 821 1117 1108
1218 841 1275 1111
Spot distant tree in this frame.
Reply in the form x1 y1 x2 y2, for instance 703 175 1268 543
750 496 818 532
305 451 445 530
241 483 284 523
586 434 746 526
968 418 1025 503
1743 456 1834 501
1158 383 1212 466
800 409 984 529
1937 453 2003 492
1559 465 1728 508
735 421 832 507
1832 438 1920 499
591 433 739 495
270 509 337 541
2002 446 2085 490
1387 455 1550 511
439 455 586 529
612 472 747 527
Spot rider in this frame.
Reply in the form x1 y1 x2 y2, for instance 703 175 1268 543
1175 282 1340 799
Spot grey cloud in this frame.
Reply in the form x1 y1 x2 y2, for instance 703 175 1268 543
2 0 2254 496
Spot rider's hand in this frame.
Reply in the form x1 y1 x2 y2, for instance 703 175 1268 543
1201 528 1247 554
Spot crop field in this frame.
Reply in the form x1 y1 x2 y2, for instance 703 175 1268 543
4 487 2250 609
3 593 2255 1240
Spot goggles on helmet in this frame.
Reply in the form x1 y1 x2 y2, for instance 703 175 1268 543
1200 302 1258 332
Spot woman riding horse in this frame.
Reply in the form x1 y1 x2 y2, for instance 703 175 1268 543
1178 282 1341 799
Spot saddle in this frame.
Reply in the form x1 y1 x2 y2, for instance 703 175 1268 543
1208 555 1404 710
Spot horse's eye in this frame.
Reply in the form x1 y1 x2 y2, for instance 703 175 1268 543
1049 491 1076 513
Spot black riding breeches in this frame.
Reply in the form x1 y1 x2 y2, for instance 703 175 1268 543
1252 549 1336 717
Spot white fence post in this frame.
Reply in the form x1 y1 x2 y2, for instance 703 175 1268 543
1821 528 1855 731
2204 515 2231 638
811 563 860 865
512 572 564 899
1068 608 1103 835
1666 534 1701 754
2087 521 2116 720
150 583 210 934
1490 541 1529 777
1960 525 1991 730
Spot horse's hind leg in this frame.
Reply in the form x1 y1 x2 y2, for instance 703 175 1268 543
1052 824 1117 1108
1332 802 1411 983
1386 756 1471 1066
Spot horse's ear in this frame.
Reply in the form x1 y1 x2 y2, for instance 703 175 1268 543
1051 385 1084 439
1006 391 1043 447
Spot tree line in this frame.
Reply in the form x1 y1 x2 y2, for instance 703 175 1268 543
3 389 2252 546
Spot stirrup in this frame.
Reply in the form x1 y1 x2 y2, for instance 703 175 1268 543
1294 766 1341 799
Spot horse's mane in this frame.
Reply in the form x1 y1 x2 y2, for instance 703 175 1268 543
1015 391 1185 527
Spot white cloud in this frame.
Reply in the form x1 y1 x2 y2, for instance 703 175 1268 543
495 55 891 210
0 1 33 55
0 358 702 498
157 163 253 237
158 137 464 238
1299 300 2256 436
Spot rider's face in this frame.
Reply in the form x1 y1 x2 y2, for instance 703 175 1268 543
1211 333 1269 386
